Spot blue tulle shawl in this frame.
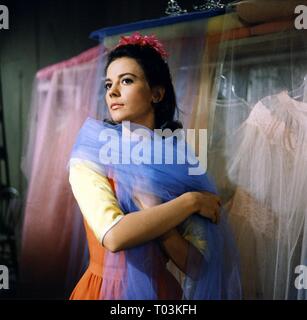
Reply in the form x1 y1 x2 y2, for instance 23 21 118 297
69 117 242 299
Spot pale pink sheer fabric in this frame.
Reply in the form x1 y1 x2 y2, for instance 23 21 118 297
19 46 105 299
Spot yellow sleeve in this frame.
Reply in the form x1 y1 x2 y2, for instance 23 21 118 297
69 162 124 244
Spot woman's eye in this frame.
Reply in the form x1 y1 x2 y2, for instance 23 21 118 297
104 83 112 90
122 78 133 85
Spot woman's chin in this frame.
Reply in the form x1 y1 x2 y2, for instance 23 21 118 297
112 117 129 123
111 114 131 123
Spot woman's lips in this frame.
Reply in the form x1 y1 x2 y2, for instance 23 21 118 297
111 104 124 110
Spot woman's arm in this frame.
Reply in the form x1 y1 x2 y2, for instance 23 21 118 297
159 228 203 277
105 188 220 253
134 193 202 275
103 192 197 252
159 228 189 273
69 162 220 253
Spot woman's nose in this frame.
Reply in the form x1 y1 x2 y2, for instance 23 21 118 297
108 83 120 97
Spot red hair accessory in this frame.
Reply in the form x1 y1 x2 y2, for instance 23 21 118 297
116 32 169 59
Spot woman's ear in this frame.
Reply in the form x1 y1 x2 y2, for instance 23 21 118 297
152 86 165 103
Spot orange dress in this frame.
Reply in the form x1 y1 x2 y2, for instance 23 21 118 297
69 172 119 300
69 219 105 300
70 219 182 300
69 165 182 300
69 174 118 300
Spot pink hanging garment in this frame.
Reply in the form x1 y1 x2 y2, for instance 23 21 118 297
227 91 307 299
19 45 106 299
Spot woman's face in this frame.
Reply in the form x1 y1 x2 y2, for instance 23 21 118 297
105 57 155 129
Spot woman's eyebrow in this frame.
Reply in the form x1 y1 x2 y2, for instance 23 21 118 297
105 73 137 82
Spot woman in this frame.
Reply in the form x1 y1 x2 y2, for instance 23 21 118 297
68 32 241 299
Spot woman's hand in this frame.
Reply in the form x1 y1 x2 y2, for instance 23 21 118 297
134 189 221 224
191 191 221 224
